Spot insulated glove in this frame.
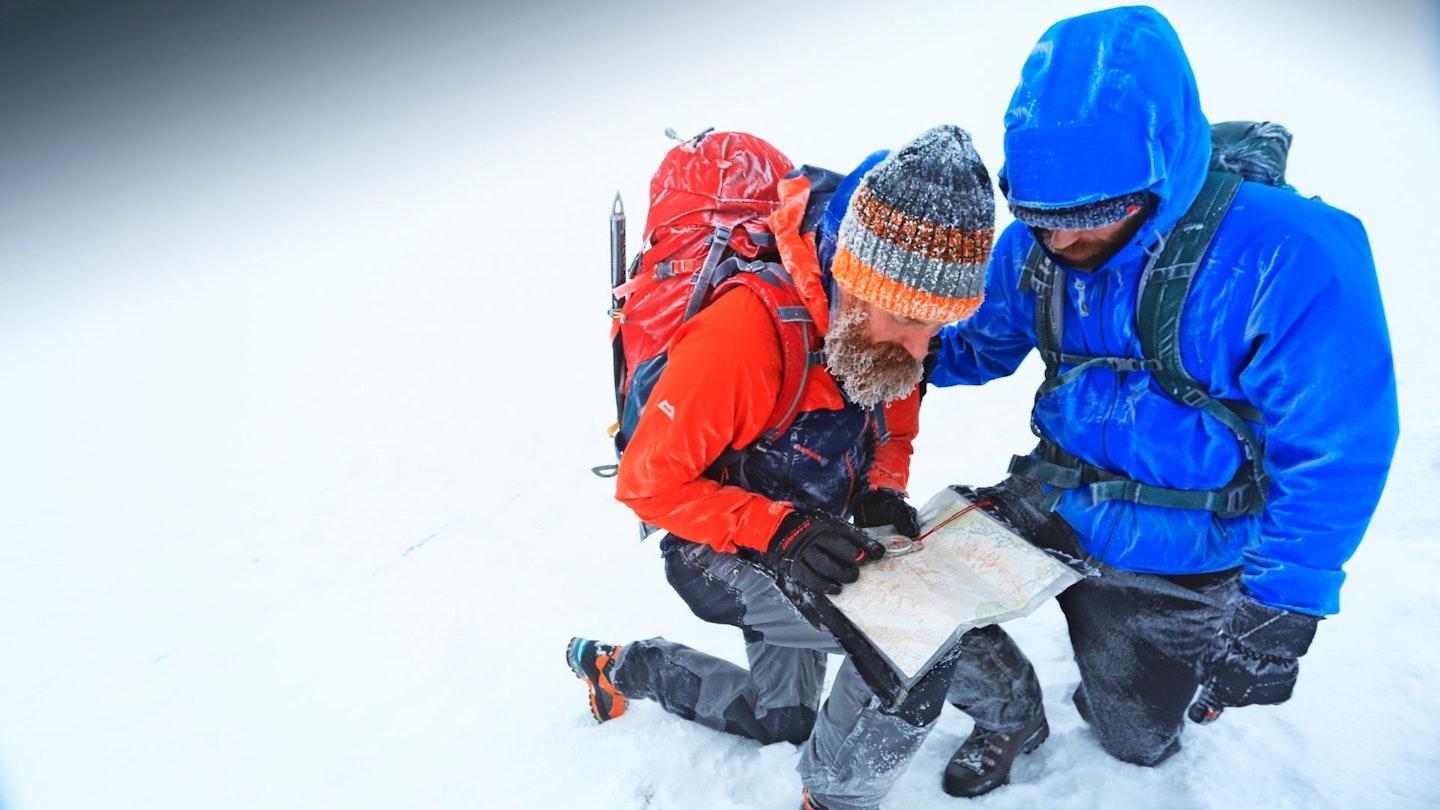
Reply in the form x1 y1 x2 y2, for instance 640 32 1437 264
851 488 922 538
752 509 886 596
1188 596 1321 724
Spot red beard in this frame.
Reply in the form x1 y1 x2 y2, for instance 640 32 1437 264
823 300 923 407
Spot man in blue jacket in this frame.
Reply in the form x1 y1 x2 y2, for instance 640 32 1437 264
927 6 1399 797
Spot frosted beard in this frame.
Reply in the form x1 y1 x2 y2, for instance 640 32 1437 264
823 298 923 407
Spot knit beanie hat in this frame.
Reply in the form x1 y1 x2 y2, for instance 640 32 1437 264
832 125 994 323
1008 190 1149 231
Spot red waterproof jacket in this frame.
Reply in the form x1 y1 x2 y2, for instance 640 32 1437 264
615 173 921 555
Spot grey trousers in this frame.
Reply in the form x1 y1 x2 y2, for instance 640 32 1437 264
611 539 959 810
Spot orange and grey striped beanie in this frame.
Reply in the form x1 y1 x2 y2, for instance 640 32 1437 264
832 125 994 323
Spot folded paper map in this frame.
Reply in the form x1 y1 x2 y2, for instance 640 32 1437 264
794 487 1082 705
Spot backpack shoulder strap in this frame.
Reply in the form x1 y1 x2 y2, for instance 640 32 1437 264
1092 169 1269 516
682 224 737 321
1011 171 1270 518
718 262 824 450
1136 171 1258 424
1018 243 1063 381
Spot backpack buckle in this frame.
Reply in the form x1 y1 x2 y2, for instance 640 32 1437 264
1109 357 1154 372
1179 388 1212 408
1220 483 1263 518
1226 487 1247 512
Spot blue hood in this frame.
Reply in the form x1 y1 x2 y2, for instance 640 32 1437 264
1000 6 1211 258
931 5 1399 616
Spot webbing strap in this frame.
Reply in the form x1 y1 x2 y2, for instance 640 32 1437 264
1019 246 1064 380
682 224 734 322
1138 172 1258 458
716 263 819 453
1011 441 1264 519
746 228 776 249
872 403 889 447
1009 454 1088 489
1015 171 1267 517
1035 356 1159 400
1088 468 1262 516
776 305 811 323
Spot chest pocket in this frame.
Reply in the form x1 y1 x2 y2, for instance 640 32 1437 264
726 402 877 517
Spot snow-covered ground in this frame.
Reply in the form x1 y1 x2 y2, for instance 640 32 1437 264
1 1 1436 808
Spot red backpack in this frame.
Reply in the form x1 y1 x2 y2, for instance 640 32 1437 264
594 129 821 478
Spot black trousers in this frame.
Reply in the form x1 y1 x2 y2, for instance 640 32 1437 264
948 477 1241 766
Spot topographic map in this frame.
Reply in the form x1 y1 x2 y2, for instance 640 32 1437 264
826 488 1082 680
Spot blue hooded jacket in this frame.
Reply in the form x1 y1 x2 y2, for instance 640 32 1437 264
930 6 1399 616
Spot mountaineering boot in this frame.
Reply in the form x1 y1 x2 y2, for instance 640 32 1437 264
566 637 627 723
942 712 1049 798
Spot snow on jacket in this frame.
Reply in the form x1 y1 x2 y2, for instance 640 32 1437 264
615 170 921 556
929 7 1399 616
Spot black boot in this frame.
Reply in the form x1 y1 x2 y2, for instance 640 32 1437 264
942 713 1049 798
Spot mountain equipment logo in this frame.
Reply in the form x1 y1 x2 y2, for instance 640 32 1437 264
658 400 676 419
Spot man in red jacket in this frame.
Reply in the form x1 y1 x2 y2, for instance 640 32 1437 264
569 125 996 810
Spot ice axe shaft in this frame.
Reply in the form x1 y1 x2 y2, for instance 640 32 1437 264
609 192 626 420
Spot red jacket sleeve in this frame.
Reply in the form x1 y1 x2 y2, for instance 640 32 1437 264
613 288 793 554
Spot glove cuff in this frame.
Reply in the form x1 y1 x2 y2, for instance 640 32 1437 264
1229 597 1321 659
767 510 817 555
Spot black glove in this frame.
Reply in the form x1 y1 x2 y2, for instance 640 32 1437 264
1188 596 1321 724
851 488 922 538
751 509 886 596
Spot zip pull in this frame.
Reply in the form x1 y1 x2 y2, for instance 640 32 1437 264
1074 277 1090 317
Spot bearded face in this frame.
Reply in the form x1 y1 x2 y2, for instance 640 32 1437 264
823 296 925 407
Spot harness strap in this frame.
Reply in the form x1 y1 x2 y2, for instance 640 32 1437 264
1010 442 1126 488
1088 464 1264 516
1018 247 1064 379
1138 172 1261 448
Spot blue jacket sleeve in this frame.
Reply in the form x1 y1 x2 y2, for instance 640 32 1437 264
1235 206 1399 615
931 224 1038 387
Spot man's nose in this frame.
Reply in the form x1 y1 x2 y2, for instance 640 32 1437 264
899 329 934 360
1047 229 1081 250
